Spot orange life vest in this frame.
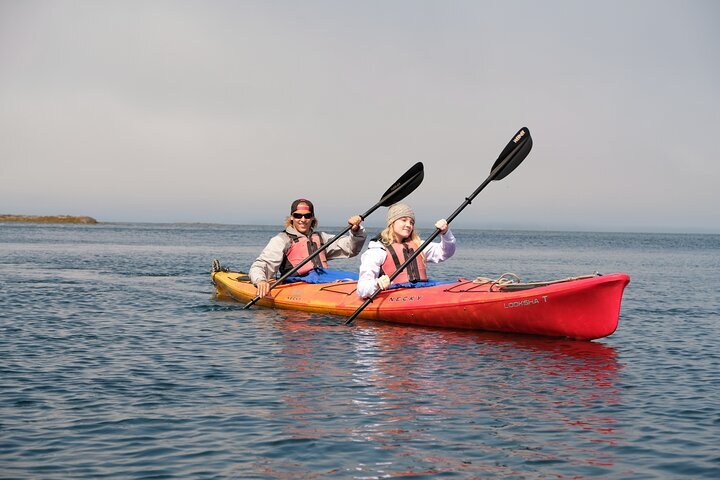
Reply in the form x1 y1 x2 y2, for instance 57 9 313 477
380 241 427 283
280 231 328 276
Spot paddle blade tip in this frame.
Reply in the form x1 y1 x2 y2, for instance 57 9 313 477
491 127 533 181
379 162 425 207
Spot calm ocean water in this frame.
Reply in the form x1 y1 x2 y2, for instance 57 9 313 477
1 222 718 479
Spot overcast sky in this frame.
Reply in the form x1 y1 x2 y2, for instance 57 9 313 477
1 0 718 233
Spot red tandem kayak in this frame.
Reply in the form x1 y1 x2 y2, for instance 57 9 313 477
212 267 630 341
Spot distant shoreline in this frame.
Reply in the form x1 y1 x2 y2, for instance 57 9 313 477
0 214 98 224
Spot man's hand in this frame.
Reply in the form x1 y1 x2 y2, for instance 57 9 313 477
256 280 271 298
348 215 363 232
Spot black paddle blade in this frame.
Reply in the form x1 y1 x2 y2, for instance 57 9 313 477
490 127 532 181
379 162 424 207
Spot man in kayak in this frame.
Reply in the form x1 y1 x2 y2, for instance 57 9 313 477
356 202 455 298
249 198 367 298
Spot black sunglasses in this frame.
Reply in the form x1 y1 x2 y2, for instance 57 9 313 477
292 212 313 219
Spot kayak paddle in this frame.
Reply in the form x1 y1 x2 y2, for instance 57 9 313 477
345 127 532 325
242 161 425 309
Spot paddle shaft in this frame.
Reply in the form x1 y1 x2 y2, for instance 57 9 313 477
242 170 423 309
345 139 526 324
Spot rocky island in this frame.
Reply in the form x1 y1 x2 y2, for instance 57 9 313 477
1 214 98 224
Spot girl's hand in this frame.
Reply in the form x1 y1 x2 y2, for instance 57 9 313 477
435 219 448 234
377 275 391 290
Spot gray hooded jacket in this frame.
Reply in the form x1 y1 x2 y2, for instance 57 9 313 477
248 225 366 285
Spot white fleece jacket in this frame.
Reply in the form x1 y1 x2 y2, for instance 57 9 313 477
356 229 456 298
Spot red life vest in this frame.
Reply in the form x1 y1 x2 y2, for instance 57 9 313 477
280 231 328 276
380 241 427 284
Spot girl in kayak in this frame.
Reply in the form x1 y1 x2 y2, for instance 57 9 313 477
356 203 456 298
249 198 366 298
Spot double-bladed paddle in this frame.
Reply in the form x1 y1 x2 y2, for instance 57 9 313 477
242 162 425 309
345 127 532 325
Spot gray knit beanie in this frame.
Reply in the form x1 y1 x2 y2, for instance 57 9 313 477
386 203 415 225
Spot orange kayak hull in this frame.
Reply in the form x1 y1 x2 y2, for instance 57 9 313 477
212 271 630 341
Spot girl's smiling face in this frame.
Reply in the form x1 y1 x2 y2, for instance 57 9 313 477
392 216 414 241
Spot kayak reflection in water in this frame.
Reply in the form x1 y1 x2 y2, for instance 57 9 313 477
249 198 367 298
357 203 456 299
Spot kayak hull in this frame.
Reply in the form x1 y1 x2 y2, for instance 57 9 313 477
212 271 630 341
